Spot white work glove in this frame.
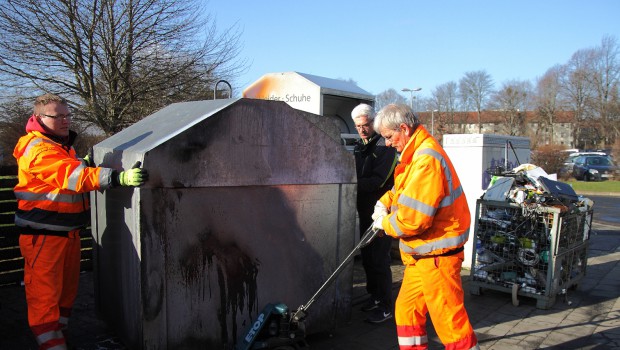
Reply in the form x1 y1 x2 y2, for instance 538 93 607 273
372 216 384 231
371 201 388 231
371 201 388 221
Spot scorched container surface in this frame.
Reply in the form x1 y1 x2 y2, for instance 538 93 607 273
91 98 357 349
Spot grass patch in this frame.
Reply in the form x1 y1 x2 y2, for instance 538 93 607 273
564 180 620 193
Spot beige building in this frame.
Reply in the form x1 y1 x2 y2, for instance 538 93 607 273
417 111 578 149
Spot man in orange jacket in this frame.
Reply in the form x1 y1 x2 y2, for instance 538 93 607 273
13 93 148 349
371 104 479 350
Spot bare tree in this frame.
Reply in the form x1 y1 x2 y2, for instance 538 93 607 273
375 88 407 111
560 47 603 149
0 98 31 165
534 66 564 146
459 70 494 133
556 39 620 150
489 80 532 136
0 0 245 135
588 36 620 147
429 81 460 137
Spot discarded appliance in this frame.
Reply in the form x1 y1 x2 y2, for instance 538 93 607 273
90 98 357 349
469 164 593 309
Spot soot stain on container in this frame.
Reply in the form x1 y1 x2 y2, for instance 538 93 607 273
179 229 260 344
172 131 210 163
142 189 180 321
170 119 218 165
140 209 164 321
171 180 187 188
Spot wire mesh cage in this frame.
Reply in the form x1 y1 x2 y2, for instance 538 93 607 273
469 199 592 309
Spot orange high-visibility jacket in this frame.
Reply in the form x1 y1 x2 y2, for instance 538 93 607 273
13 129 114 234
379 125 470 265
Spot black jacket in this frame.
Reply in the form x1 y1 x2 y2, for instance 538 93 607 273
354 133 397 211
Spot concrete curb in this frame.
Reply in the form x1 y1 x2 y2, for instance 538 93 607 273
575 191 620 197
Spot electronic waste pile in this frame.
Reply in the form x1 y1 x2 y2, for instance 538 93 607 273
469 164 593 309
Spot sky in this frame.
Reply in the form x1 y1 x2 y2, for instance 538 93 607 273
207 1 620 100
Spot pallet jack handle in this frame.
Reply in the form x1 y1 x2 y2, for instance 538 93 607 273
291 226 380 323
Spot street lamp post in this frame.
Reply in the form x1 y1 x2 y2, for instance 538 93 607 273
402 87 422 111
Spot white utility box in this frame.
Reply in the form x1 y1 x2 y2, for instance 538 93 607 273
443 134 531 267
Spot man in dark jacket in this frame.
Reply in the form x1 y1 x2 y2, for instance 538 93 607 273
351 103 398 323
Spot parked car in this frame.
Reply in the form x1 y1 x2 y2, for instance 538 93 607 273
572 155 619 181
560 151 607 178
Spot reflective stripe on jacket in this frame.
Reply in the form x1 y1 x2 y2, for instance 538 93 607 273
13 131 114 233
379 125 470 264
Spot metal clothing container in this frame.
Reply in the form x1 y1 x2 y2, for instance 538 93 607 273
90 98 357 349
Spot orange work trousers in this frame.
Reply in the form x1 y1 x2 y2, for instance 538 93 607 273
395 251 479 350
20 230 81 349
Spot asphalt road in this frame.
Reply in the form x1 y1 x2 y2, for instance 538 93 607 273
588 194 620 226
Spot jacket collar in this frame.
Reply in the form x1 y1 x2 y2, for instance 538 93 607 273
399 125 431 165
361 132 381 145
356 132 380 148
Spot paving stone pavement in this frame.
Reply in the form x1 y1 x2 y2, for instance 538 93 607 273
1 220 619 349
307 219 620 350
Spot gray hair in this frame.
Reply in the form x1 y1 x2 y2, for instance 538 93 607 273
374 103 420 133
351 103 375 121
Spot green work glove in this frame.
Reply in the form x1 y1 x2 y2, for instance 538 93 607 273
118 161 149 187
82 148 94 167
82 154 93 167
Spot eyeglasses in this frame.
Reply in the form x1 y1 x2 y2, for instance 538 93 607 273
355 123 371 130
40 114 72 121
